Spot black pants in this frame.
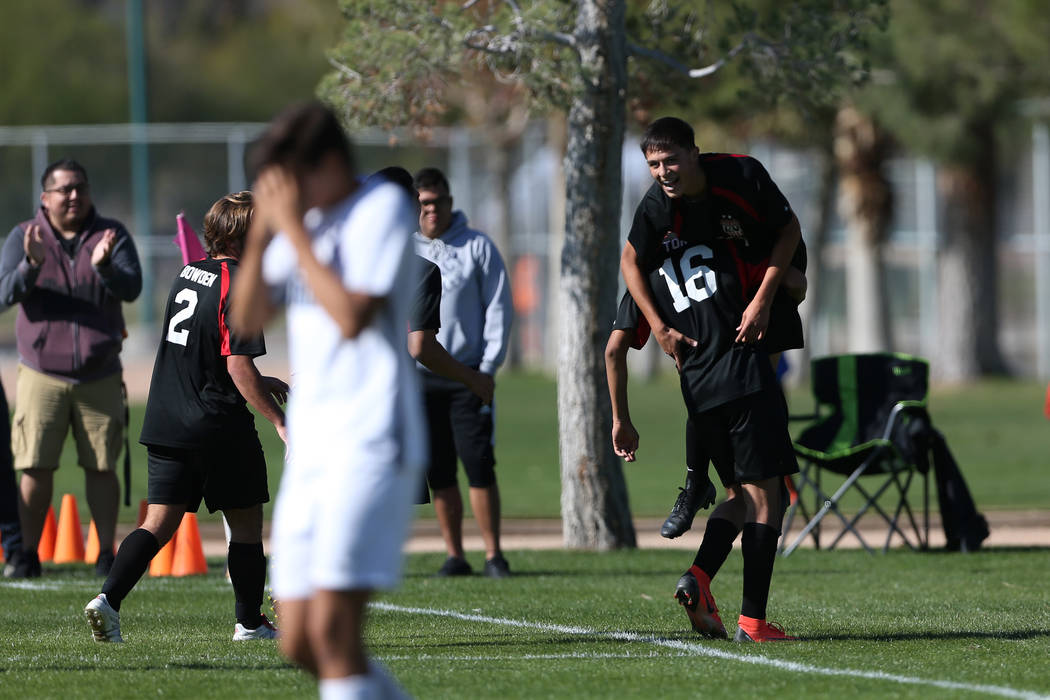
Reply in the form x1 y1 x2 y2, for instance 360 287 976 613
0 382 23 554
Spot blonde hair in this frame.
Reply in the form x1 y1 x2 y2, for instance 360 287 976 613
202 191 253 256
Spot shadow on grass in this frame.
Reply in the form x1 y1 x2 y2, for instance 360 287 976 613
403 568 688 580
8 660 293 672
800 628 1050 642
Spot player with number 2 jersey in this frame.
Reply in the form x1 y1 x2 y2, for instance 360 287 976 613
139 258 265 447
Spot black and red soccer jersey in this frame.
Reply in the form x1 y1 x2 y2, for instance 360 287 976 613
140 257 265 449
626 153 802 413
629 153 804 279
612 291 650 350
613 286 800 356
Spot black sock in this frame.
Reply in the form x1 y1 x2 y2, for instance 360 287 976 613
228 541 266 627
101 528 160 612
740 522 780 620
692 517 741 579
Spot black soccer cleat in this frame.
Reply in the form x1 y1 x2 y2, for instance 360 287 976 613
483 554 511 579
3 549 41 579
436 556 473 577
660 482 717 539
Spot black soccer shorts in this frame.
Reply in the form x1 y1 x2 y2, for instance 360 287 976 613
422 375 497 491
691 386 799 487
145 437 269 514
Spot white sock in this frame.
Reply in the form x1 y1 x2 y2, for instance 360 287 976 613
318 675 372 700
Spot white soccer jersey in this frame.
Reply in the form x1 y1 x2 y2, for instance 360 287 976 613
263 180 426 596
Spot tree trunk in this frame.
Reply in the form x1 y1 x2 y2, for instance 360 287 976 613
797 128 837 379
834 105 894 353
557 0 635 549
936 123 1010 381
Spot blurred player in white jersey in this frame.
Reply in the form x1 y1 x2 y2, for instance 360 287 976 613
231 101 423 700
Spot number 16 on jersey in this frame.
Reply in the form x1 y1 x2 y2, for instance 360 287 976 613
656 243 718 312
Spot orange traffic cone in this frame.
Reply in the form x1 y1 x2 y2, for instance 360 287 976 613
38 504 58 562
136 499 149 527
84 519 113 564
171 513 207 576
149 530 177 577
53 493 86 564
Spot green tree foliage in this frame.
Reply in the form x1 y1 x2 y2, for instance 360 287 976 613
321 0 886 548
854 0 1050 379
147 0 342 121
0 0 341 125
324 0 887 131
861 0 1050 167
0 0 127 124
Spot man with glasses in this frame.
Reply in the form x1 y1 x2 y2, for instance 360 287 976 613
0 158 142 578
412 167 513 578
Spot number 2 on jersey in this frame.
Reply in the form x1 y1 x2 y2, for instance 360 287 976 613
657 244 718 312
165 288 199 346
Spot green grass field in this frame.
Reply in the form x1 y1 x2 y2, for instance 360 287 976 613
7 373 1049 698
32 372 1050 535
2 548 1048 699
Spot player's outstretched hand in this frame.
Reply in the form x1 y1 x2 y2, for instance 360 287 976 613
263 376 289 404
612 419 639 462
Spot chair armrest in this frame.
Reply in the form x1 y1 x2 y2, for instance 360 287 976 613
880 401 930 441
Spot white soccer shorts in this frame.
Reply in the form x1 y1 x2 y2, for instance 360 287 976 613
269 445 420 600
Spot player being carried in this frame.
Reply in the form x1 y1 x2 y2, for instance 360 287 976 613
620 116 805 643
84 191 287 643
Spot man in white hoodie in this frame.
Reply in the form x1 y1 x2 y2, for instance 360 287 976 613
413 167 513 578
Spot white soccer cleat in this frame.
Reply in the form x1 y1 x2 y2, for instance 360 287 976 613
84 594 124 643
233 616 279 641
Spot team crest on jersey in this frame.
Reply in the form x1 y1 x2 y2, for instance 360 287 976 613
719 215 747 245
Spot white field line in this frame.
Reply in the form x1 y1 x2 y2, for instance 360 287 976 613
373 602 1050 700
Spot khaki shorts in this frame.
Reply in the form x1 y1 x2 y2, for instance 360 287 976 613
11 364 124 473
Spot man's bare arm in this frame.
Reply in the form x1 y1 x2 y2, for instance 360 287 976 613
408 329 494 405
736 213 802 343
604 329 639 461
226 355 287 443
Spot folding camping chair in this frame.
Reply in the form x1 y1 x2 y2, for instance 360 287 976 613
780 353 931 556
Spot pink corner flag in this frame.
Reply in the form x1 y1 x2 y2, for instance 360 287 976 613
174 213 207 264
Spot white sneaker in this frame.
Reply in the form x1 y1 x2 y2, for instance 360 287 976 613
84 594 123 643
233 616 279 641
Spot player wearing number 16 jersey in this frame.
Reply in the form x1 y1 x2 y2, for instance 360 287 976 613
621 117 801 643
84 191 288 643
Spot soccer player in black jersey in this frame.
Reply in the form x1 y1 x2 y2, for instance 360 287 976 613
607 275 806 539
605 291 718 535
620 117 803 642
84 191 288 643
